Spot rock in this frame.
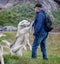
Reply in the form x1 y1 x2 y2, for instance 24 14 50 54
0 26 7 31
0 26 17 31
0 0 59 10
35 0 58 10
4 3 13 8
4 26 17 31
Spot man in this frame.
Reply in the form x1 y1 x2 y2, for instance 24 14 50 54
31 3 48 60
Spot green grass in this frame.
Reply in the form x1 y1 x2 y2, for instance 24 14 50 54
0 32 60 64
52 9 60 28
4 54 60 64
0 3 35 26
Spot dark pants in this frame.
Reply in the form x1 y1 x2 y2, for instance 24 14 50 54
32 32 48 59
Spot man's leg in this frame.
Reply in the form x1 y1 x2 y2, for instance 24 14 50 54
40 33 48 60
32 36 40 58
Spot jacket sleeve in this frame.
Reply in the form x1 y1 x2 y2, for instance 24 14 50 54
33 13 44 36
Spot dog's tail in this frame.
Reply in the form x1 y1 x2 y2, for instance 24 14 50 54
2 40 11 47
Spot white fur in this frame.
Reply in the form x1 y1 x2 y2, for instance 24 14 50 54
0 46 4 64
2 20 32 56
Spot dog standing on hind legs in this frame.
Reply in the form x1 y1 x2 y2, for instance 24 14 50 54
16 20 32 51
2 20 32 56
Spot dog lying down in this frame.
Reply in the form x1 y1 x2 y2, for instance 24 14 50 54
0 46 4 64
2 20 33 56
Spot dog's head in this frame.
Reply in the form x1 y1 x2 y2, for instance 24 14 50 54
18 20 30 26
17 20 30 35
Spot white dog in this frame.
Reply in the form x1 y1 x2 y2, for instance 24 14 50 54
0 46 4 64
2 20 32 56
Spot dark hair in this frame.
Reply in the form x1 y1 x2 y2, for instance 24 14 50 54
34 3 42 8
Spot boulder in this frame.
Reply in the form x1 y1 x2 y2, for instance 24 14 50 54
5 26 17 31
0 0 59 10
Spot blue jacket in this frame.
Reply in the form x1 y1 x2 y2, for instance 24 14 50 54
33 10 47 36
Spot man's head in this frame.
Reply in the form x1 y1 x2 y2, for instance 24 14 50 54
34 3 42 13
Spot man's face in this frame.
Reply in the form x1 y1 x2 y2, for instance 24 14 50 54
34 7 40 13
